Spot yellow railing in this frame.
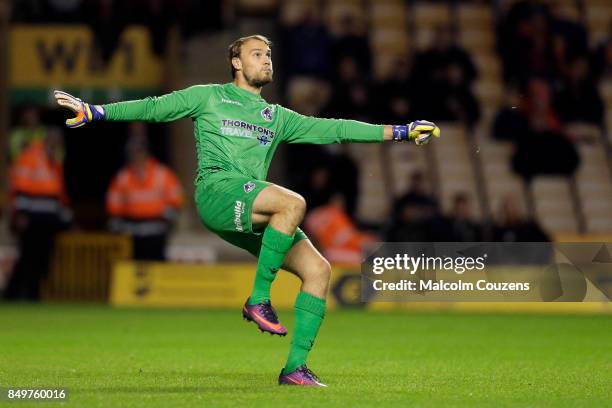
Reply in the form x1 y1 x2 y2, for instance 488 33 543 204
42 232 132 302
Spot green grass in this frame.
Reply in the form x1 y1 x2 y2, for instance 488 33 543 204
0 305 610 407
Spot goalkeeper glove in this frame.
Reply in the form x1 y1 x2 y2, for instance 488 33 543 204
54 90 105 128
392 120 441 145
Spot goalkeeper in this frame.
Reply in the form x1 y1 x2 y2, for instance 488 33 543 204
55 34 440 387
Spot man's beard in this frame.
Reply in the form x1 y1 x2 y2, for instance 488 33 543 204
245 70 273 88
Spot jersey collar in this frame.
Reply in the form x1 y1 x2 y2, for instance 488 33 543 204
226 83 265 102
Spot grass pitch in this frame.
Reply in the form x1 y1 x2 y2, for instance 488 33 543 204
0 305 610 407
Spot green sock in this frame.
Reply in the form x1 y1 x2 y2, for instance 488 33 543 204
284 291 326 374
248 225 294 305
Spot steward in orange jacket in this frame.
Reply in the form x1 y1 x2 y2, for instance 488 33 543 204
304 194 375 264
4 129 71 300
106 133 183 260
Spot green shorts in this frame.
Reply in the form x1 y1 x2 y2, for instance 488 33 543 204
195 171 308 257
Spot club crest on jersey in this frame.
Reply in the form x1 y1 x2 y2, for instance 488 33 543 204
261 106 274 122
243 181 256 193
257 134 271 146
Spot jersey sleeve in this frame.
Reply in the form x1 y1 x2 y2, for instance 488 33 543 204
277 106 384 144
103 85 215 122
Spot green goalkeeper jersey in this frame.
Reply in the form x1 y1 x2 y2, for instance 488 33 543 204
103 83 384 183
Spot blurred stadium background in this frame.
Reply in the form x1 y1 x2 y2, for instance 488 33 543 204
1 1 611 405
2 1 612 305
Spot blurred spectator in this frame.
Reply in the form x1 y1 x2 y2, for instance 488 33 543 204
387 171 443 242
498 1 588 85
281 9 332 80
106 127 183 261
518 12 556 80
331 14 371 79
497 1 556 84
302 164 334 211
592 22 612 81
11 0 81 22
9 106 47 163
137 0 175 57
179 0 227 40
410 26 480 126
4 128 72 301
83 0 128 68
511 78 579 180
592 37 612 81
493 194 549 242
547 7 589 81
555 57 604 126
11 0 46 22
428 63 481 126
493 79 579 180
385 201 440 242
412 26 478 87
304 193 375 264
285 145 330 211
374 57 413 123
286 145 360 219
323 57 372 122
328 150 360 219
492 86 526 142
444 192 483 242
47 0 83 22
391 171 438 223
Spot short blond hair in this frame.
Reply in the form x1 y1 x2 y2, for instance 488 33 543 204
228 35 272 78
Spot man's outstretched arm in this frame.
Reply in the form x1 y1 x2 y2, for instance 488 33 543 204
279 107 441 146
382 121 441 145
54 85 213 128
54 91 106 128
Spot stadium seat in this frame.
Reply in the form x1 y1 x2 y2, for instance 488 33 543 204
346 144 391 223
477 138 524 214
414 28 436 51
601 80 612 106
286 77 331 116
591 30 609 48
606 110 612 142
566 123 603 144
459 29 495 54
372 51 410 81
586 5 612 33
575 140 612 233
473 54 501 81
532 177 578 234
476 106 498 134
457 4 493 30
280 0 318 26
370 28 411 55
324 0 367 35
556 4 580 22
474 79 504 106
431 124 482 214
586 0 612 5
370 0 408 27
412 2 451 28
236 0 278 15
577 142 607 165
388 143 428 196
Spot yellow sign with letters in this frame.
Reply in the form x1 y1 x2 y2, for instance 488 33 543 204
10 25 163 88
110 261 610 314
110 262 363 310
